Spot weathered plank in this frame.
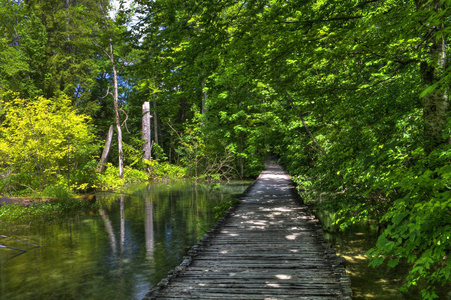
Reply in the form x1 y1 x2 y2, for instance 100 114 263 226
144 162 352 299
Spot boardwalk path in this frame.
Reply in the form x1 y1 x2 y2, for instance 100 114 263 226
145 163 352 299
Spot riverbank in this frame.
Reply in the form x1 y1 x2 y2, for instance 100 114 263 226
0 197 35 206
0 194 96 207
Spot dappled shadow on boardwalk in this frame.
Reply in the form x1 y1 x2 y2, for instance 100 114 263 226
145 163 352 300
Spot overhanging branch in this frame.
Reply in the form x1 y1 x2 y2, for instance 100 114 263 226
284 91 327 157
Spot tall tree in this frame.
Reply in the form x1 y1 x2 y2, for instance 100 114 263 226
90 0 126 178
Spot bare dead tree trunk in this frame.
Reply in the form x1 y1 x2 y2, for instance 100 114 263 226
142 102 152 161
94 0 123 179
98 125 114 173
110 40 124 178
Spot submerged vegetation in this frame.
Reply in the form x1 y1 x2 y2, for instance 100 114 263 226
0 0 451 298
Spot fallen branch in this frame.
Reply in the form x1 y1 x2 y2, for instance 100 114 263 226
119 109 130 134
167 122 183 142
11 180 34 193
0 245 27 252
1 235 40 248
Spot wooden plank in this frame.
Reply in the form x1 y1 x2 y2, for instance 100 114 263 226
156 294 339 300
159 287 344 296
168 281 347 290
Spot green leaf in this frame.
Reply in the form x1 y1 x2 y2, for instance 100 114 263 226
420 83 439 98
387 258 400 268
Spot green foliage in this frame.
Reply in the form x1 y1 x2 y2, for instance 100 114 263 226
123 139 146 167
41 176 76 199
97 163 150 190
0 1 46 97
212 197 240 220
144 159 186 180
365 145 451 299
0 0 103 102
152 144 168 162
173 109 206 177
0 93 98 194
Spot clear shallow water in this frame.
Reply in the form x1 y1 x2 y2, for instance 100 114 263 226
0 181 250 300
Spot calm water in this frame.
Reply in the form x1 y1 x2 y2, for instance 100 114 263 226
316 209 451 300
0 181 250 300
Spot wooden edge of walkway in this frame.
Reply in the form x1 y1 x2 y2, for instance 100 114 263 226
286 180 352 299
143 165 352 300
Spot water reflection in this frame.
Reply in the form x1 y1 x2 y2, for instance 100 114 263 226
99 209 117 254
0 181 250 300
144 198 154 260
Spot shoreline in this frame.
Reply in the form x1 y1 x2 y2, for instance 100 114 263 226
0 194 96 207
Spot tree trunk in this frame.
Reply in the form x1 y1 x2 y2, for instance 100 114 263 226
201 77 207 115
117 122 124 178
98 125 114 173
110 40 124 178
153 100 159 159
239 136 244 179
420 35 448 153
179 85 186 123
142 102 152 161
417 1 449 153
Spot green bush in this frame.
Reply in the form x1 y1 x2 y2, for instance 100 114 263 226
0 93 97 194
97 163 150 190
41 180 75 199
144 159 186 180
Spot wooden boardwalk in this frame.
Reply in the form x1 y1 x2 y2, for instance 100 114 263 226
145 163 352 299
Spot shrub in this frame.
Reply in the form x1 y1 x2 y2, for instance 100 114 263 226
144 159 186 180
0 93 97 194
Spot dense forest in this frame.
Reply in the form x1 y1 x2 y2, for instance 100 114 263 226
0 0 450 298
